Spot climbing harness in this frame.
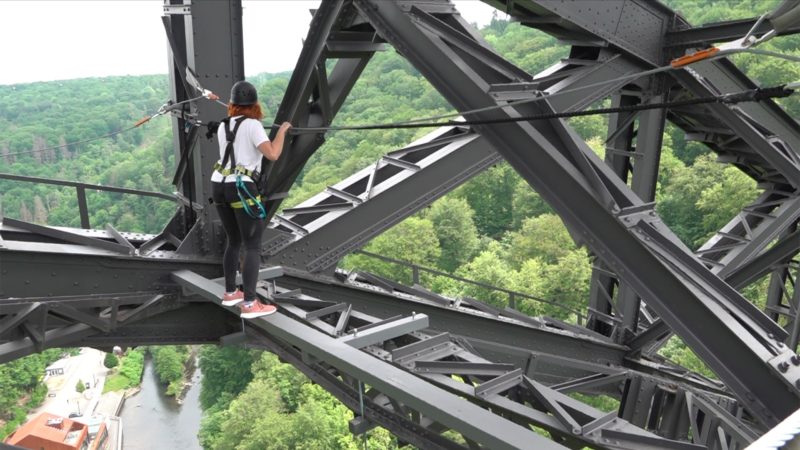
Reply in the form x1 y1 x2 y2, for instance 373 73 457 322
212 161 257 179
217 117 268 220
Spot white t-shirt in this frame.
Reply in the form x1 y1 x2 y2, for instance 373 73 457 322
211 116 270 183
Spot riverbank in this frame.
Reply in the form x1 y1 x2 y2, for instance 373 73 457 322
176 347 199 404
119 358 203 449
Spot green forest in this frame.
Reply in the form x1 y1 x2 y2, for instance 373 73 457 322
2 0 800 448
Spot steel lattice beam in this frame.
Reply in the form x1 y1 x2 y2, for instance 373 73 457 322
4 0 800 446
350 0 799 426
173 269 566 450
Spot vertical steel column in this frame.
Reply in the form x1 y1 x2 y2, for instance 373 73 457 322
764 223 800 349
260 1 378 221
616 92 667 340
164 0 244 254
588 93 638 337
588 90 667 342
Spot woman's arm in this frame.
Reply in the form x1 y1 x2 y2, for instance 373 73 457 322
257 122 293 161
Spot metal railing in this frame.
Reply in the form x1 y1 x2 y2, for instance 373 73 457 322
0 173 176 229
352 250 586 324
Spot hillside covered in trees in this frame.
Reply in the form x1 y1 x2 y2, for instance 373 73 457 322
2 0 800 448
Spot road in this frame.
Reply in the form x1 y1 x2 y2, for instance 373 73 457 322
28 348 109 420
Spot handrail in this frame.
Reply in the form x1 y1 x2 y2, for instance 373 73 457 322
352 250 585 324
0 172 176 229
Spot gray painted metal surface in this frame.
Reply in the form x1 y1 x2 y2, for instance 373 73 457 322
352 0 798 426
3 0 800 447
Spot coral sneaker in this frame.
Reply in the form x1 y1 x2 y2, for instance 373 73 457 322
221 290 244 306
239 301 277 319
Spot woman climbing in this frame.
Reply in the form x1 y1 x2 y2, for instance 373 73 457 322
211 80 292 318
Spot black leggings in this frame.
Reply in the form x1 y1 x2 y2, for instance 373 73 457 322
212 182 266 302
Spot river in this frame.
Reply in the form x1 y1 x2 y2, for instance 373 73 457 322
119 358 203 450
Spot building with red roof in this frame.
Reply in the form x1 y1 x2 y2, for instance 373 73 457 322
4 412 108 450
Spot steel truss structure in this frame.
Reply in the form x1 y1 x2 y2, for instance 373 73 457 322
2 0 800 448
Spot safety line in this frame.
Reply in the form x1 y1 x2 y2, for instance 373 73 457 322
3 125 144 158
274 85 795 134
264 38 800 132
2 94 209 159
4 45 799 159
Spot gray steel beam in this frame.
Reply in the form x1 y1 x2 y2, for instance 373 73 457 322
248 333 467 450
280 270 729 398
589 90 667 341
411 346 711 450
268 129 500 272
338 314 429 349
270 49 652 273
182 269 716 450
482 0 678 66
617 93 667 340
0 238 220 299
725 229 800 290
261 2 378 222
3 218 132 255
715 196 800 278
665 17 800 47
352 0 798 425
671 69 800 189
277 269 627 376
490 1 800 189
173 269 566 450
695 192 800 275
0 323 95 364
0 303 233 363
690 58 800 159
163 0 244 254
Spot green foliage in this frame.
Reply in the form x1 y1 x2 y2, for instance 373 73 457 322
569 392 620 413
76 379 86 393
455 241 515 308
200 352 401 450
0 76 176 234
103 352 119 369
250 352 308 413
659 337 716 379
120 349 144 381
537 249 592 321
29 384 48 409
505 214 575 267
103 348 145 393
342 217 441 284
0 349 62 439
510 178 551 229
453 163 517 238
102 375 132 394
198 346 255 411
149 345 190 396
423 196 480 272
657 154 758 248
0 405 27 441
